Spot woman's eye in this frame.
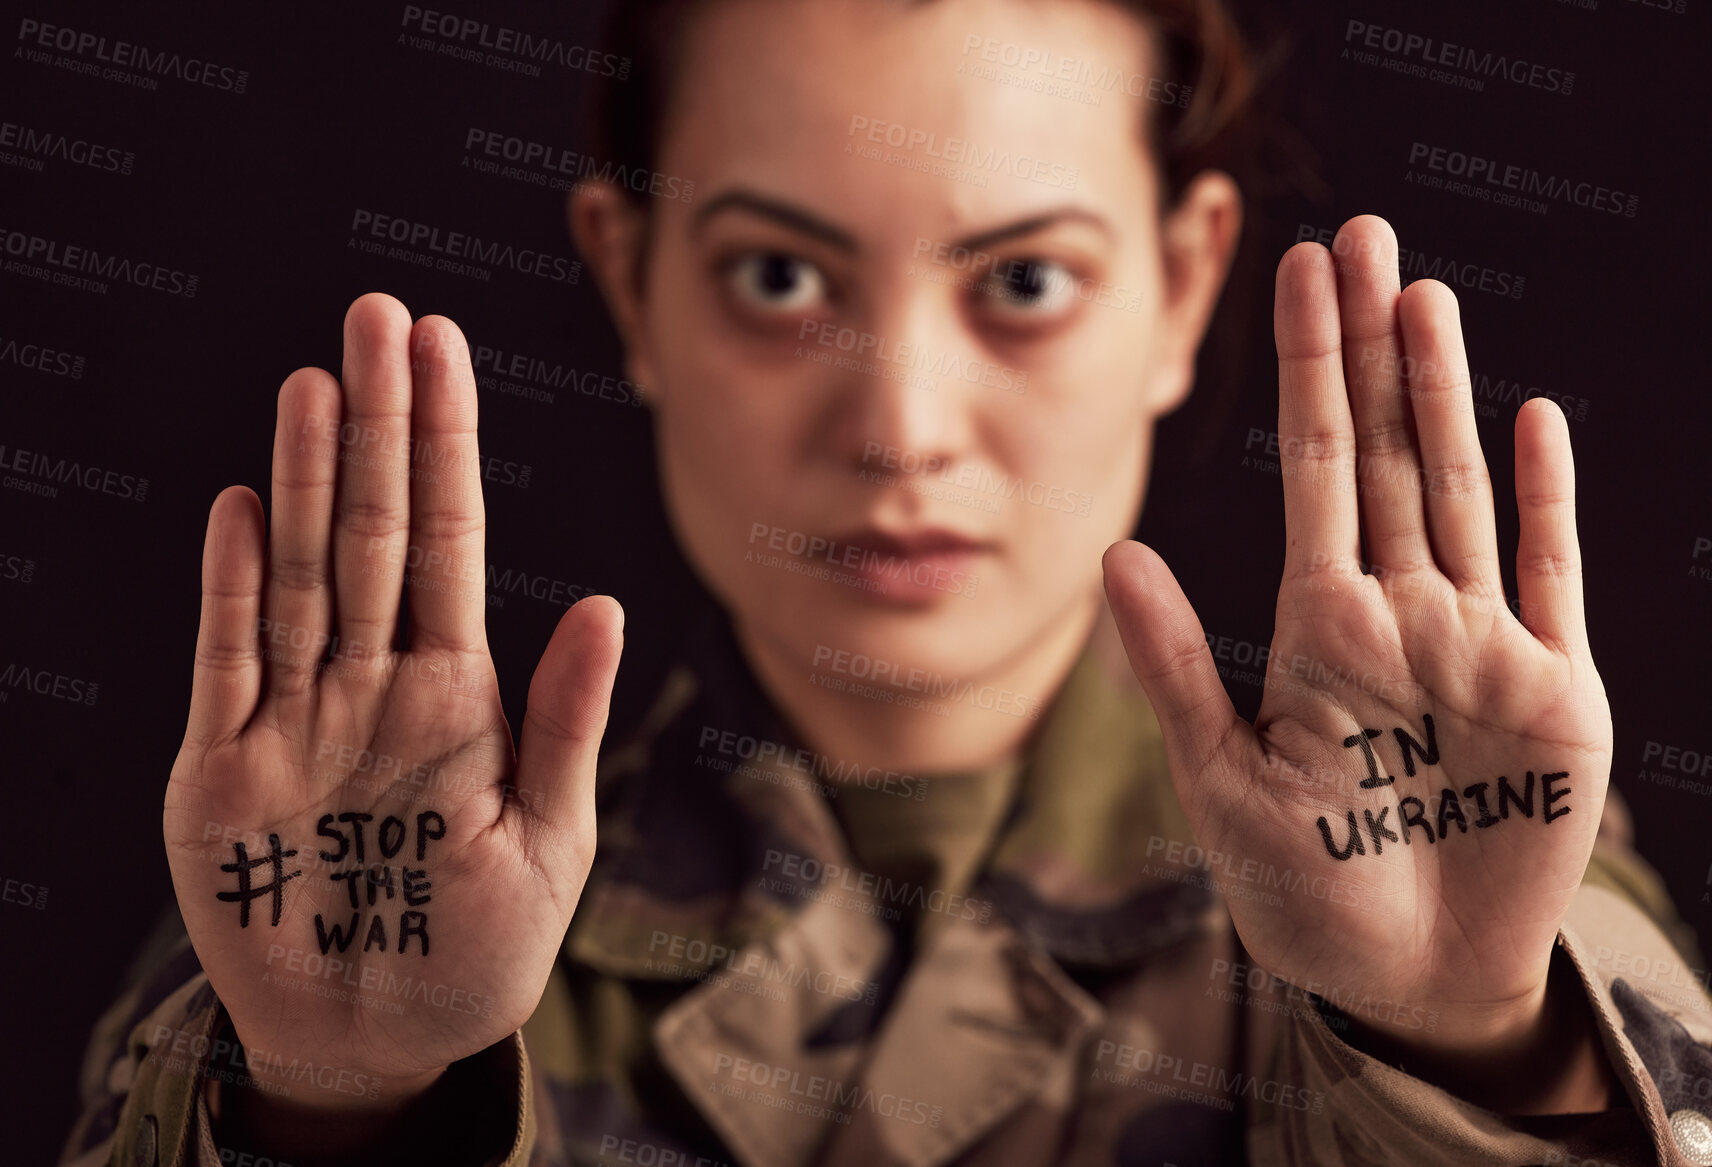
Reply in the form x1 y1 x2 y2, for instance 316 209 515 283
725 252 827 313
976 258 1076 318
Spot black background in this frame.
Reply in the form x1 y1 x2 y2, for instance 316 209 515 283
2 0 1708 1157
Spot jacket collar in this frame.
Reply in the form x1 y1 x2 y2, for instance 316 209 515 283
566 605 1211 980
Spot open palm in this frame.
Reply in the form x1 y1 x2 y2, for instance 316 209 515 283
1104 216 1611 1043
164 294 623 1098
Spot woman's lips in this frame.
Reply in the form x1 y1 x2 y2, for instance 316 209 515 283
836 526 987 557
821 526 991 604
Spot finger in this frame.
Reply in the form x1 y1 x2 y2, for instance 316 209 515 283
1397 281 1502 591
1101 541 1259 820
509 596 626 874
332 293 416 665
1275 244 1361 579
185 486 266 746
1332 216 1429 573
403 316 487 654
262 367 341 699
1513 399 1586 650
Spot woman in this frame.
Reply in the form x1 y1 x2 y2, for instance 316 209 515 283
62 0 1710 1164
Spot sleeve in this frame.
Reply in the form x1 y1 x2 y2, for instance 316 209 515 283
58 905 539 1167
1246 785 1712 1167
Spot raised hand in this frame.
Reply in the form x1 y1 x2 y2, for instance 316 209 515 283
1104 216 1613 1106
164 294 623 1117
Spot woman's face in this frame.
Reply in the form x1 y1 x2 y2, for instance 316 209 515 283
580 0 1237 696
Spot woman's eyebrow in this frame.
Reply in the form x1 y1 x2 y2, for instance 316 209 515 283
956 208 1114 252
691 192 1113 254
692 190 858 251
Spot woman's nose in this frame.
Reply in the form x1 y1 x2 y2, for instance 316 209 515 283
818 298 981 476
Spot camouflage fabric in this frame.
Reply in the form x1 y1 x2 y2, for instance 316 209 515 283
62 611 1712 1166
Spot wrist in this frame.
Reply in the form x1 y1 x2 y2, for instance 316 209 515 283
235 1052 442 1112
205 1016 449 1163
210 1067 446 1161
1323 944 1621 1115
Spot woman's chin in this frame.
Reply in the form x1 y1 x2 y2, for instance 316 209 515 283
747 594 1008 690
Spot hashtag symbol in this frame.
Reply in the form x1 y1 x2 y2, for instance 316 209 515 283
217 834 303 927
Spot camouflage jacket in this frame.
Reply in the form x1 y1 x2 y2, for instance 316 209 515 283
62 612 1712 1166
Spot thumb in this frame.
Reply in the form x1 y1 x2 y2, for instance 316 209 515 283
1101 540 1255 818
512 594 625 873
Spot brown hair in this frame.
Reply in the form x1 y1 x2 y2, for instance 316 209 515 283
586 0 1256 214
